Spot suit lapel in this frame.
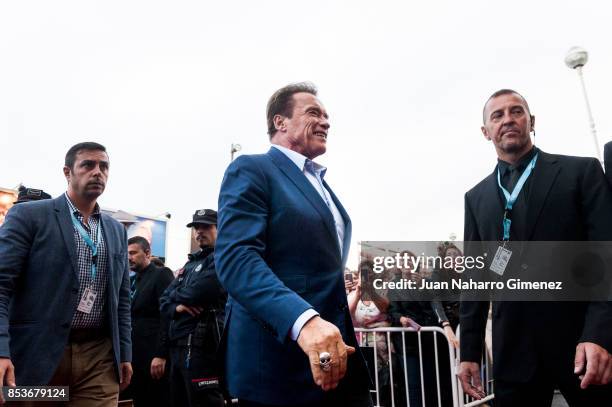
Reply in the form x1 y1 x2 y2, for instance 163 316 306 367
100 214 120 295
131 272 141 310
524 151 560 240
267 148 339 247
54 196 79 278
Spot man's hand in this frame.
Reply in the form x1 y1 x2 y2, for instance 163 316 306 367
297 316 355 392
176 304 203 317
119 362 133 391
457 361 485 400
574 342 612 388
0 358 16 405
150 357 166 380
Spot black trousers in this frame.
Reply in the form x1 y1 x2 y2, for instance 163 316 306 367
127 365 171 407
169 345 225 407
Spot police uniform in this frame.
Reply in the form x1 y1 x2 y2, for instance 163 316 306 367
13 186 52 204
159 209 227 407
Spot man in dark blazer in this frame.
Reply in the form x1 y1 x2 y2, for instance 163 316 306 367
215 82 371 406
125 236 173 406
458 89 612 406
0 142 132 406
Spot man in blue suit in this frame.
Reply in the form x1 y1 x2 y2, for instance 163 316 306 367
0 142 132 406
216 82 371 406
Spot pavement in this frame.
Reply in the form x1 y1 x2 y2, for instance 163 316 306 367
552 390 569 407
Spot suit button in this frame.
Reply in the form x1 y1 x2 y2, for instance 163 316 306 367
62 322 70 328
339 304 347 311
72 287 78 293
521 264 528 270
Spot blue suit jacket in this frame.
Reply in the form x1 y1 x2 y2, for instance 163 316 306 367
215 147 369 405
0 196 132 385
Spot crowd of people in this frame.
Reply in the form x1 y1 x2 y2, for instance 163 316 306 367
345 244 462 407
0 83 611 407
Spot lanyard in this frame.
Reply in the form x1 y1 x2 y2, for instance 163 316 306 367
69 210 102 282
496 153 538 241
130 273 137 301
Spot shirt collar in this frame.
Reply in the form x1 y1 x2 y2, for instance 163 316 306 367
271 144 327 178
64 192 101 218
497 146 538 174
189 246 214 261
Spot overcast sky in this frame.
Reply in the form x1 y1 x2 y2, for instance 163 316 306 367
1 1 610 270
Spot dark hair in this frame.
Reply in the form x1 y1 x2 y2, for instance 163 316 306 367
359 259 374 271
482 89 531 124
150 257 165 267
128 236 151 253
65 142 107 169
441 243 462 258
266 82 318 138
399 250 420 273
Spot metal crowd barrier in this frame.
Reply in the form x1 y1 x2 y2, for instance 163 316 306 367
354 326 493 407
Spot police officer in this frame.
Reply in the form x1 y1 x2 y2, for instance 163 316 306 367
160 209 227 407
14 185 52 204
1 186 50 226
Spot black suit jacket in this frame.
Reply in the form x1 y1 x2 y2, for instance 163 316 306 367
131 264 174 371
461 150 612 382
604 141 612 187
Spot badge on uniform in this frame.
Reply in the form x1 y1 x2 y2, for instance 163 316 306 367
490 246 512 276
192 377 220 390
195 264 203 272
77 287 97 314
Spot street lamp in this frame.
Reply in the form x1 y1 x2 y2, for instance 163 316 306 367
565 46 601 161
230 143 242 161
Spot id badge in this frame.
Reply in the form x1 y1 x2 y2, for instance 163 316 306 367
192 376 220 390
77 287 97 314
490 245 512 276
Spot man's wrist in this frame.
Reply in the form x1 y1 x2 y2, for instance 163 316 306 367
291 309 319 341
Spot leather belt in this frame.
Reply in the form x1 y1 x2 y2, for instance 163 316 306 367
69 328 107 343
